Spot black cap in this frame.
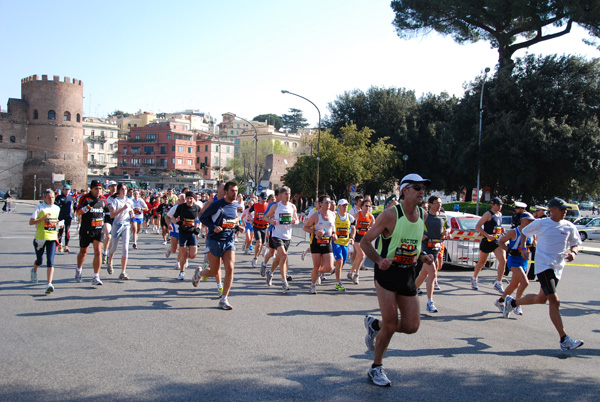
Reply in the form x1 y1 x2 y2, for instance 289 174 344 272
491 197 503 205
260 192 267 199
548 197 568 209
90 180 103 188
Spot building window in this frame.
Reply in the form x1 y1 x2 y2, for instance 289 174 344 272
171 158 175 164
187 159 193 165
188 147 192 153
230 130 234 135
90 142 95 149
134 134 140 139
160 146 166 154
123 147 127 155
33 110 38 119
91 130 95 136
146 134 156 141
64 111 71 121
177 158 183 165
48 110 56 120
227 146 230 153
178 146 184 152
76 113 81 122
100 143 104 150
197 146 200 152
144 146 154 154
167 134 171 139
144 158 154 164
216 145 219 152
110 131 114 138
205 145 208 151
172 146 175 152
100 131 104 136
196 157 200 163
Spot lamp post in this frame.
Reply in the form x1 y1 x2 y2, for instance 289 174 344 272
402 154 408 175
281 90 321 202
233 114 258 194
476 67 491 216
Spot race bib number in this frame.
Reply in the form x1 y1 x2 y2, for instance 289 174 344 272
91 218 103 228
222 219 236 229
182 219 195 227
44 218 58 231
317 236 331 245
393 247 418 266
336 228 349 238
278 213 292 225
134 208 142 214
427 240 441 249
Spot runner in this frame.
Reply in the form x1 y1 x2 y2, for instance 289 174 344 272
503 198 584 351
170 191 201 280
414 195 449 313
332 199 356 291
527 205 549 281
130 190 148 249
349 196 375 284
303 195 336 294
241 197 255 254
29 189 60 293
250 193 269 268
361 173 433 387
54 183 76 253
165 194 185 270
264 186 299 293
106 183 134 280
262 192 279 273
75 180 109 286
471 197 507 293
157 195 172 245
495 212 535 315
101 180 117 263
196 182 244 310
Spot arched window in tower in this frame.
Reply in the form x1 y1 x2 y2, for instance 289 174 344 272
76 113 81 122
48 110 56 120
33 110 39 119
64 111 71 121
10 136 16 143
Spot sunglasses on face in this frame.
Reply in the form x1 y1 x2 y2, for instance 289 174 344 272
407 184 425 191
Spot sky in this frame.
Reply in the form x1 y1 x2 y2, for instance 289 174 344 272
1 0 598 127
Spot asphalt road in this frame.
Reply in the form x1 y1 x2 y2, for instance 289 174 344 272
1 202 599 401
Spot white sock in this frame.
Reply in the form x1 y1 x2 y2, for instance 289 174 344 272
76 268 82 273
428 298 433 303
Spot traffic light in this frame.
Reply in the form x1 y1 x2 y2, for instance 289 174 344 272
200 163 206 169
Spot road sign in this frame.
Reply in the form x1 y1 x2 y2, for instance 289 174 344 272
258 185 263 191
349 185 357 192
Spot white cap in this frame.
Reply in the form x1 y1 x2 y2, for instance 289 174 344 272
337 199 349 206
514 201 527 208
400 173 431 192
108 180 117 186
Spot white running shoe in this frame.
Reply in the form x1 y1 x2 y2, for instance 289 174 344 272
494 298 504 313
514 306 523 315
368 366 391 387
165 248 171 258
352 273 359 285
219 296 233 310
266 270 273 286
471 277 479 290
301 250 307 261
91 277 103 286
426 301 438 313
192 267 202 287
260 262 267 277
503 295 515 318
364 315 379 351
251 258 258 268
282 281 290 293
493 280 505 293
309 284 317 294
560 335 583 351
177 271 185 281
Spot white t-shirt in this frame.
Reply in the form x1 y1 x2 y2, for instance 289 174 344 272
522 217 581 280
131 198 147 219
110 197 134 225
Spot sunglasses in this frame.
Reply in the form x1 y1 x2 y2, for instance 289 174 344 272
407 184 425 191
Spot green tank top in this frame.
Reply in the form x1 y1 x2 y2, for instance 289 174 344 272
377 203 424 268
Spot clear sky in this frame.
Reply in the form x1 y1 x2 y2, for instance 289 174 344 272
1 0 598 127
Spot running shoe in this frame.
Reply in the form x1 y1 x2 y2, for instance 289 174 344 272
352 273 359 285
91 277 103 286
31 268 38 283
426 301 438 313
106 261 113 275
301 250 307 261
494 298 504 313
417 288 423 295
251 258 258 268
263 246 268 257
249 245 253 251
45 284 54 294
219 297 233 310
503 295 514 318
174 263 180 271
434 279 440 290
192 267 202 287
165 248 171 258
218 285 223 297
162 240 167 245
316 275 321 285
560 335 584 351
309 284 317 294
177 271 185 281
367 366 391 387
75 270 82 283
471 277 479 290
286 274 293 282
133 243 137 249
282 281 290 293
101 254 106 264
260 262 267 277
335 283 346 291
364 315 379 351
493 280 505 294
266 270 273 286
64 246 70 253
514 306 523 316
119 272 129 280
319 273 327 282
347 272 353 281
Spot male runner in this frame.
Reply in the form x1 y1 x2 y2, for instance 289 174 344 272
332 199 356 291
170 191 201 280
361 174 434 387
30 189 61 293
54 183 76 253
250 193 269 268
101 180 117 262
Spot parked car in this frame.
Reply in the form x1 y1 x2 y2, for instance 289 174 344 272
573 217 593 226
579 201 593 210
575 217 600 241
565 203 580 222
443 211 497 269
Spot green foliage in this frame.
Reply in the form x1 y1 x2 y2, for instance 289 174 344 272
230 139 290 186
390 0 600 72
253 114 284 130
108 110 130 117
281 108 309 133
282 124 396 198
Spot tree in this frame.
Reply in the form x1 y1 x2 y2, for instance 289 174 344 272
253 114 284 130
282 124 397 199
390 0 600 73
230 139 290 185
108 110 130 117
281 108 309 133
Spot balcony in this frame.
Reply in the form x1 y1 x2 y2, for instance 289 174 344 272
89 135 107 143
88 160 107 167
128 137 158 143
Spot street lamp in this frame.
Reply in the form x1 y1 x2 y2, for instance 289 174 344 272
476 67 491 216
281 90 321 202
402 154 408 175
233 114 258 194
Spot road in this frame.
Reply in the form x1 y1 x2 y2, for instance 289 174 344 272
1 202 598 401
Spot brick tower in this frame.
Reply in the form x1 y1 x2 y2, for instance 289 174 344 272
21 75 87 199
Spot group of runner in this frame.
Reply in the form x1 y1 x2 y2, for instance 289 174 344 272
28 173 585 387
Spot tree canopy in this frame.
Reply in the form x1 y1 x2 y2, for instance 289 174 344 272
390 0 600 72
230 139 289 187
253 113 284 130
281 108 309 133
